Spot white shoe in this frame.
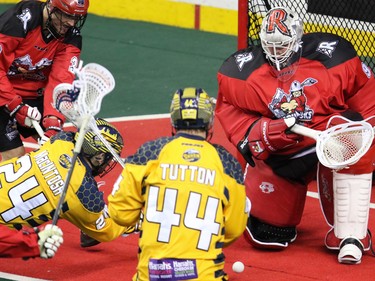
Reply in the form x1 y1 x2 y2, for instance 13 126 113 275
338 237 363 264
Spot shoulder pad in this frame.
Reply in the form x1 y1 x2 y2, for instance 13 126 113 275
219 46 267 81
301 32 357 69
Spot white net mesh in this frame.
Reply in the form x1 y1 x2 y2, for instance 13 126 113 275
317 122 374 169
52 63 115 127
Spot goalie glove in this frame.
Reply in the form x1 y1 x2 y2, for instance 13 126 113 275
37 224 64 259
238 117 302 164
6 95 41 127
42 116 63 138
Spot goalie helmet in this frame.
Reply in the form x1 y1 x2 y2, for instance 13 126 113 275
78 118 124 177
46 0 89 38
170 87 214 136
260 7 303 77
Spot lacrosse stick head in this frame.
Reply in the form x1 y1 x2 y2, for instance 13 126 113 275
78 118 124 177
52 62 115 127
316 119 374 170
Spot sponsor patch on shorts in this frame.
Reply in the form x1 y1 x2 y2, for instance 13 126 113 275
148 258 198 281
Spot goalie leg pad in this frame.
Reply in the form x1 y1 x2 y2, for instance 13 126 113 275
245 159 308 226
325 227 372 251
333 172 372 239
317 163 334 226
244 215 297 250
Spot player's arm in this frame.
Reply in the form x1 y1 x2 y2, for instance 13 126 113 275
0 224 63 259
108 164 145 227
216 74 258 147
42 43 81 137
222 174 249 247
0 225 40 258
65 202 129 243
343 57 375 119
215 145 249 246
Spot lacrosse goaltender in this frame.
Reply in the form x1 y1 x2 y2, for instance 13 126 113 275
216 6 375 264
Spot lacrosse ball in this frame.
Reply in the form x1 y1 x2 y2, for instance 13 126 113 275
232 261 244 273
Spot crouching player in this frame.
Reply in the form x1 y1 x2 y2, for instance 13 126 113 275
215 6 375 264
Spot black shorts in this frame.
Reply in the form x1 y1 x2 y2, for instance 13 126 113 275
0 97 44 152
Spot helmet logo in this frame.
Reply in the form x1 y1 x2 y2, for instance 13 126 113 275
266 8 291 37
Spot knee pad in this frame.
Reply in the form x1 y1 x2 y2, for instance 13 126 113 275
245 159 308 226
244 215 297 250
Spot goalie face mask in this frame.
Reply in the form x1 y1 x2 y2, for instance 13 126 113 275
260 7 303 81
170 87 214 137
45 0 89 38
79 118 124 177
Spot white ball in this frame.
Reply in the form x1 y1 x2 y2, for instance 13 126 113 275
232 261 245 273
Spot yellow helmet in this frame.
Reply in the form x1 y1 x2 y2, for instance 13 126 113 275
170 87 214 132
77 118 123 177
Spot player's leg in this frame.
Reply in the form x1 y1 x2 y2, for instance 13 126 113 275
243 156 312 249
318 144 375 264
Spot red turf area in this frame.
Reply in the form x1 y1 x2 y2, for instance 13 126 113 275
0 117 374 281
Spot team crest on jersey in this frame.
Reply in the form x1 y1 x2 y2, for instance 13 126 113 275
316 40 338 58
268 78 316 120
17 8 32 32
234 52 254 71
59 154 72 169
182 149 200 162
8 55 52 81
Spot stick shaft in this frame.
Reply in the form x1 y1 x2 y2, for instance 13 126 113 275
52 116 90 225
32 119 45 139
290 124 319 140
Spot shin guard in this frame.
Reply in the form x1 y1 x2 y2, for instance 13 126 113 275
333 172 372 239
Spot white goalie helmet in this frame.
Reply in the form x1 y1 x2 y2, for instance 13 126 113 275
260 7 303 73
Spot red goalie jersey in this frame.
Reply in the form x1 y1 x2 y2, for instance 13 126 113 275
0 0 81 119
216 32 375 158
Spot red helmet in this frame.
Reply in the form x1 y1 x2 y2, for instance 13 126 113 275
49 0 89 17
46 0 89 37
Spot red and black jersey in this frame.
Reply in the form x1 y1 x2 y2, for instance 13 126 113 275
0 0 82 120
216 32 375 156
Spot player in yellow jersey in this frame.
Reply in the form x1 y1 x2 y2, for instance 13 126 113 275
108 88 250 281
0 118 128 243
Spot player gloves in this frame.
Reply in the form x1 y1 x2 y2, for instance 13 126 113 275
239 117 302 163
6 95 41 127
42 116 63 138
37 224 64 259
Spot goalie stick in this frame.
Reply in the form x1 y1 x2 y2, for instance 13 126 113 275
51 62 116 225
31 119 45 139
287 116 374 170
